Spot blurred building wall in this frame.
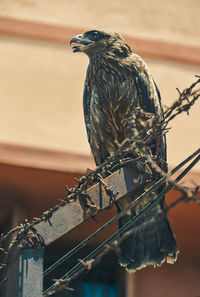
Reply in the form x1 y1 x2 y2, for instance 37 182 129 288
1 0 200 46
0 0 199 170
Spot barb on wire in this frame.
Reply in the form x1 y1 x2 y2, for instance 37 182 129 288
164 75 200 123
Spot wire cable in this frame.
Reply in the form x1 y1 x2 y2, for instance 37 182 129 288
43 148 200 277
43 150 199 295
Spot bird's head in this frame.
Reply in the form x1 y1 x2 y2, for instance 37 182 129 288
70 29 132 58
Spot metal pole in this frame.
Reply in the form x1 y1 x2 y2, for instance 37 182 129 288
6 246 44 297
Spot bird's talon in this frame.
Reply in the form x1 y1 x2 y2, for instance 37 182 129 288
85 208 91 217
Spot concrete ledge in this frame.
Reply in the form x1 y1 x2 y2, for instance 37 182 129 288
0 17 200 65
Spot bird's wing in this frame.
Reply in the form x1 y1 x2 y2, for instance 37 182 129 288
84 59 166 166
129 59 167 164
131 63 160 115
83 84 91 143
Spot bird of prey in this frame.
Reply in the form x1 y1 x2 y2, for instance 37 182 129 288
70 30 178 272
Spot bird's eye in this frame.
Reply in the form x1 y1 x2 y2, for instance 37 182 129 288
92 31 99 37
91 31 101 40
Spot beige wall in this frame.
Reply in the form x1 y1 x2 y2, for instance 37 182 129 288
0 36 89 154
0 0 199 170
0 0 200 46
145 58 200 169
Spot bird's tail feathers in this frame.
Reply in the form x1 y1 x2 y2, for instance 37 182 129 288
118 203 178 272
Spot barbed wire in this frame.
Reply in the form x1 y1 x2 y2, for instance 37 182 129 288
0 76 199 294
43 150 200 296
44 201 199 297
43 75 200 295
43 147 200 280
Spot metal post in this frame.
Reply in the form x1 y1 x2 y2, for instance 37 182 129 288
6 246 44 297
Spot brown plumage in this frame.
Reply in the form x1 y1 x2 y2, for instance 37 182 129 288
70 29 178 272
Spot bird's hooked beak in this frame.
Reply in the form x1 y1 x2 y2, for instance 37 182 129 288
70 34 94 52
